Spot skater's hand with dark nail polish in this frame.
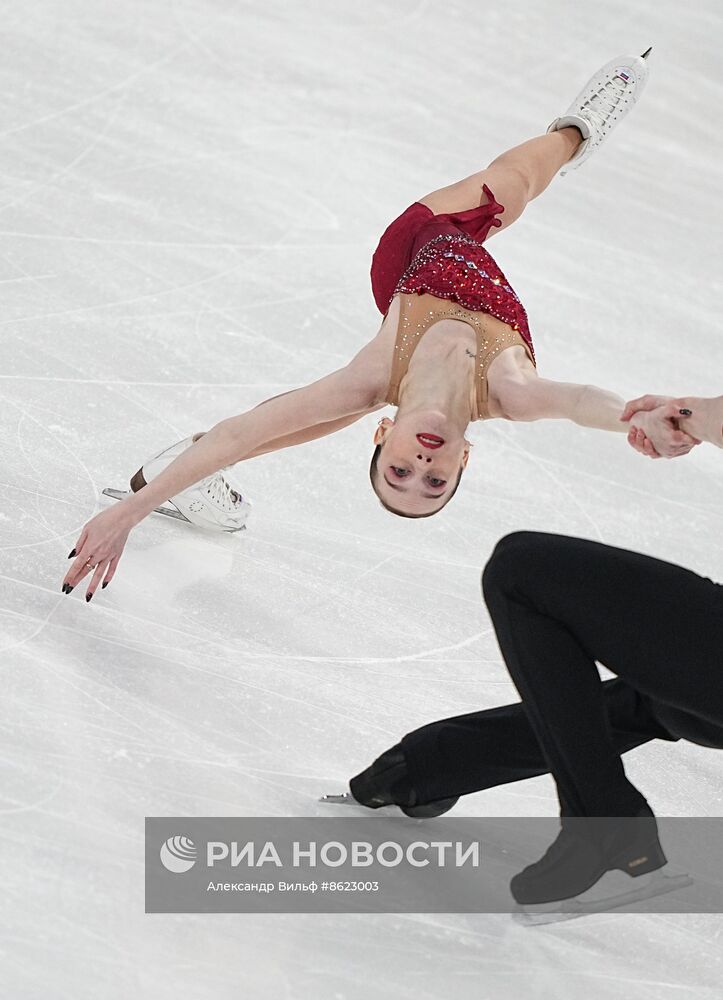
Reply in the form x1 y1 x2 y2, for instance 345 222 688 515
669 396 719 446
627 405 701 459
62 507 132 601
621 393 720 447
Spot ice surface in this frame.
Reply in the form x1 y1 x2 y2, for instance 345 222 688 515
1 1 722 997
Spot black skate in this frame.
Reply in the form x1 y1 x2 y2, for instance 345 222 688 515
320 745 458 818
512 805 693 925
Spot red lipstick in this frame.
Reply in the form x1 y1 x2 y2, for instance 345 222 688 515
416 433 444 449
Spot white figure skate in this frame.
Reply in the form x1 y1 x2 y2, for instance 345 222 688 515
548 47 652 175
103 435 251 532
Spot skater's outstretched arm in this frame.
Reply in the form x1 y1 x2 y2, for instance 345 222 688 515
195 406 385 461
122 365 382 522
62 359 384 597
495 371 701 458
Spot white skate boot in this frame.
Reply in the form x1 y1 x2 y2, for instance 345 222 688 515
547 48 652 175
103 435 251 532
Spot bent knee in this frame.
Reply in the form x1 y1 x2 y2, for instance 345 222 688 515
481 530 557 597
479 162 531 232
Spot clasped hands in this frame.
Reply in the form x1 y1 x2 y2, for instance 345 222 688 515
621 394 704 459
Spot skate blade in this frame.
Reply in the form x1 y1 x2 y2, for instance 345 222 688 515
102 488 246 531
319 792 354 805
102 488 191 523
513 865 694 926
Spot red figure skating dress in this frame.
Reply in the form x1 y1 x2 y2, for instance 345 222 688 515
371 185 536 420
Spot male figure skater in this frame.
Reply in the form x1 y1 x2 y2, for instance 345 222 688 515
325 394 723 912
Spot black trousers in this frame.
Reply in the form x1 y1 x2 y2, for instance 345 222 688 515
400 532 723 817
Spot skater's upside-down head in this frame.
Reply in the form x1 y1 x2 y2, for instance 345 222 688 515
369 416 470 517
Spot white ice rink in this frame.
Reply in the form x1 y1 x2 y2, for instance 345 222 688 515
1 1 722 996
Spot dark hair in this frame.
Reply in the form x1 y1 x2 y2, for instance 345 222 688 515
369 443 464 518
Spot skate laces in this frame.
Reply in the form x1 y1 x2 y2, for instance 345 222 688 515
204 472 244 512
583 75 630 132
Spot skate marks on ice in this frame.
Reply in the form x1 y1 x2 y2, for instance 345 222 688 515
1 0 722 995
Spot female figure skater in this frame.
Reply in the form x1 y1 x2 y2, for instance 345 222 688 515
62 50 698 601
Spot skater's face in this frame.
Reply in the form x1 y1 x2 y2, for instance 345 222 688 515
370 416 470 517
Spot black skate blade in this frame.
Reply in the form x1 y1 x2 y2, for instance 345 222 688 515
513 865 693 926
319 792 354 805
319 791 456 818
102 488 191 523
641 46 652 59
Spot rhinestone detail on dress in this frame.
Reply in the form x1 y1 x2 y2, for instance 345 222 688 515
392 233 534 362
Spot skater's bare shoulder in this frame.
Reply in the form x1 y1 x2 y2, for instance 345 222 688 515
485 347 539 420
